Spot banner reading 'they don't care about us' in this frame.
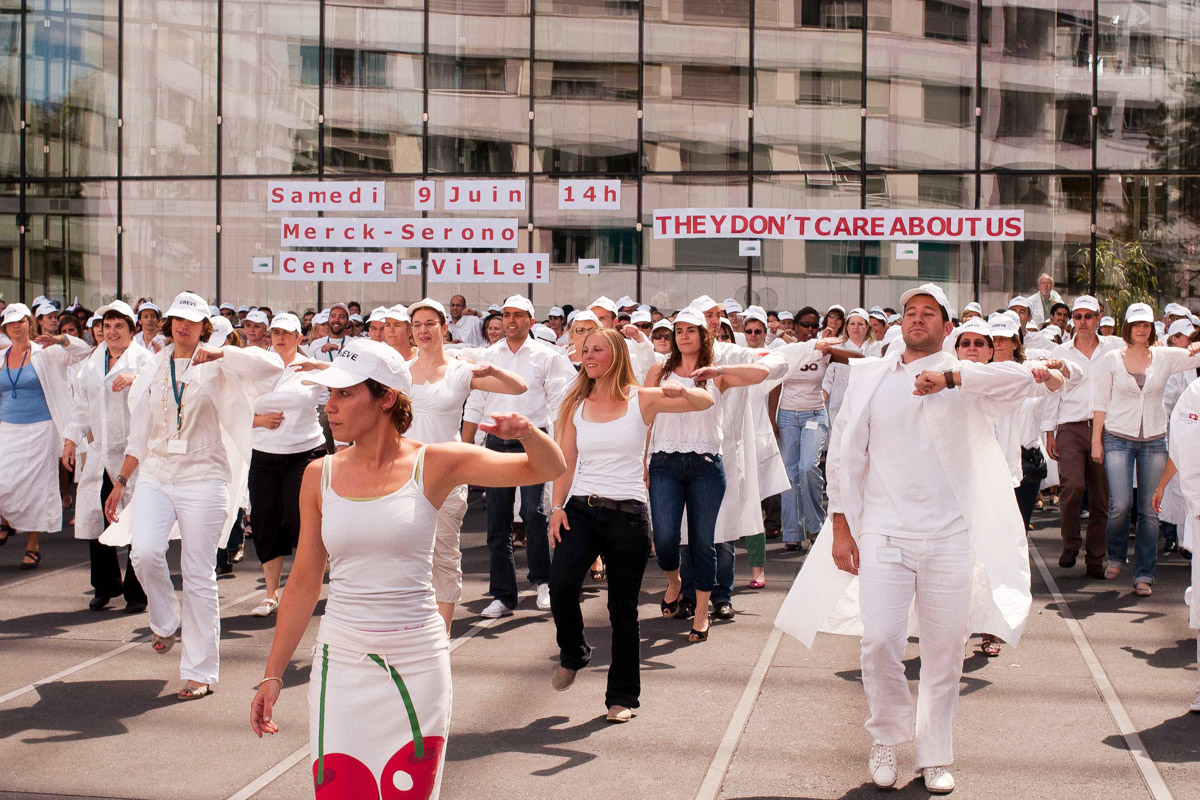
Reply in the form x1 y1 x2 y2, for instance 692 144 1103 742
651 209 1024 241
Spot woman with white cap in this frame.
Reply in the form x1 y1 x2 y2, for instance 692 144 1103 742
241 309 270 349
245 313 328 617
822 308 875 438
101 291 283 701
384 305 415 360
62 300 153 610
34 303 60 336
366 307 389 342
1092 302 1200 595
823 305 846 339
565 311 602 368
548 327 714 720
650 319 673 355
134 302 165 352
0 303 91 567
646 307 769 642
250 339 565 799
407 298 528 630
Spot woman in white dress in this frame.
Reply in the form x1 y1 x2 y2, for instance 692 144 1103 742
250 338 565 800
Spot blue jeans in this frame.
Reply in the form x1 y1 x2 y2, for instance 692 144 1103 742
777 408 828 543
1103 432 1167 584
681 541 734 604
649 451 726 598
484 434 551 606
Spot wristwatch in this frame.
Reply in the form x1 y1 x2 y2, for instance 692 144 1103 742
942 370 957 389
116 474 129 487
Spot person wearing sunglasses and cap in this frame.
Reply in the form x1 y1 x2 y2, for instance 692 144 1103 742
777 283 1061 795
100 291 284 702
244 313 329 618
1091 303 1200 596
0 303 92 568
250 339 565 797
1045 296 1125 578
61 300 153 611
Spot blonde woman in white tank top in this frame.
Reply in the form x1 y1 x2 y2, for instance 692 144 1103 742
547 329 714 722
251 339 565 800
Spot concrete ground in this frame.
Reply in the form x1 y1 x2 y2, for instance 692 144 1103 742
0 494 1196 800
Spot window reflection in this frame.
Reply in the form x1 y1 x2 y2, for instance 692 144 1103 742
25 182 117 308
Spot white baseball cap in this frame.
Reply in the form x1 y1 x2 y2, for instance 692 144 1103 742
312 310 330 325
1155 321 1167 338
237 305 251 313
548 306 565 318
989 315 1021 339
1007 295 1030 310
630 309 651 325
1164 302 1188 317
616 295 636 309
1072 295 1101 313
882 325 904 348
34 303 58 318
329 302 350 314
778 310 794 321
588 296 618 315
303 338 413 395
846 307 869 322
898 283 954 320
742 305 768 326
164 291 211 323
381 305 409 324
570 310 601 328
867 309 887 322
207 305 220 316
366 306 389 324
219 302 235 312
531 323 557 344
826 303 846 315
349 313 363 323
725 301 744 314
652 319 673 334
1025 320 1038 331
245 309 269 325
1125 303 1155 324
2 303 32 327
87 313 102 327
208 315 234 346
269 312 302 333
487 303 501 313
1167 319 1195 339
955 317 992 342
408 298 447 321
32 295 49 307
1043 324 1063 339
962 301 982 315
1099 315 1115 328
886 313 901 325
689 295 722 313
674 307 707 329
95 300 137 326
501 295 535 317
137 302 162 316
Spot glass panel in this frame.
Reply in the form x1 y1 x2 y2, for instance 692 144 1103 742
643 2 750 171
323 1 424 175
642 175 748 309
1096 2 1200 171
24 180 117 309
755 2 861 171
532 1 639 173
866 0 975 170
428 0 530 173
123 179 216 303
223 0 319 175
0 183 18 304
1097 176 1200 307
124 1 219 175
25 1 118 178
980 0 1093 169
980 174 1091 309
1 4 23 180
530 176 637 311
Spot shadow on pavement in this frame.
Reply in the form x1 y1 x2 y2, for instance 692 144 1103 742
446 714 608 776
725 777 932 799
836 655 993 696
0 607 128 639
1041 587 1166 624
0 679 171 743
1120 639 1196 670
1103 712 1200 763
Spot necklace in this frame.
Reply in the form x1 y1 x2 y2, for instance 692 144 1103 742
4 346 30 399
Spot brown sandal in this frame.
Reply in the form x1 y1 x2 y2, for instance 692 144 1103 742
19 550 40 570
980 635 1002 657
151 633 175 654
177 683 213 701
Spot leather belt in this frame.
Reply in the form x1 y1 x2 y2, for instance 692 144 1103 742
583 495 646 515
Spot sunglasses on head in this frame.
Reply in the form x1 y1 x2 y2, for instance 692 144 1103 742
956 338 990 349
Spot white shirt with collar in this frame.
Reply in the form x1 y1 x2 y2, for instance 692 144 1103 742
1092 345 1200 439
1048 334 1123 426
448 314 485 347
462 336 575 430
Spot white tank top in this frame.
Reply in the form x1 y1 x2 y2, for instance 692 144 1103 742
318 447 440 630
407 356 474 443
569 392 651 503
650 373 722 455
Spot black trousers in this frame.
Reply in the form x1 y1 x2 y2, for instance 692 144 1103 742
761 493 781 532
92 473 146 604
549 496 651 710
248 447 325 562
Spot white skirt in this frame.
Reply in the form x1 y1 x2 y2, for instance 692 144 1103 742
0 420 62 532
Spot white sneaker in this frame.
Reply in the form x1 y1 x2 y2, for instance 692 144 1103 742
1190 686 1200 713
251 597 279 617
481 599 514 619
922 766 955 794
868 743 897 789
536 583 551 611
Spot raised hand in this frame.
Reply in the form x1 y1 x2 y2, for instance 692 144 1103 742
689 366 721 381
478 412 535 441
192 345 225 365
913 370 947 395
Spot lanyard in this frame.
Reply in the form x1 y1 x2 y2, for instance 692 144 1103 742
169 357 189 432
4 347 29 399
105 348 113 376
327 336 344 362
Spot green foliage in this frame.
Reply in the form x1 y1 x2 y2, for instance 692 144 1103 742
1074 239 1159 321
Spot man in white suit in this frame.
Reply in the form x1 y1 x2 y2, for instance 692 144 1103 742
1028 272 1064 327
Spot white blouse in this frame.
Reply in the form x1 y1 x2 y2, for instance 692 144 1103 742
252 358 326 454
1093 345 1200 439
407 356 475 443
650 374 722 455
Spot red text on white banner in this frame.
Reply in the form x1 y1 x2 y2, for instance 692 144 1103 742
427 253 550 283
280 218 520 248
651 209 1024 241
279 252 397 282
267 181 384 211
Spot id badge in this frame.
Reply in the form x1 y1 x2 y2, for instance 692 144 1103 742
167 438 189 455
805 419 820 430
877 546 903 564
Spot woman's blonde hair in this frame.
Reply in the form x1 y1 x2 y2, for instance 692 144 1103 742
555 328 638 435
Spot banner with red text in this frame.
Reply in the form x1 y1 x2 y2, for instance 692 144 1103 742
279 252 397 282
280 218 520 248
651 209 1024 241
427 253 550 283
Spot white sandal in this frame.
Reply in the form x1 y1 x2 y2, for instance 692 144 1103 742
251 597 279 617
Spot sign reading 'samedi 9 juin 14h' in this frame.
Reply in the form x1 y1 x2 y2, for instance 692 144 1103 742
265 180 1024 283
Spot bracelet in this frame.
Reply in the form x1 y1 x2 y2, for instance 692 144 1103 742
550 505 564 514
116 474 129 487
717 365 723 376
258 676 283 689
943 370 956 389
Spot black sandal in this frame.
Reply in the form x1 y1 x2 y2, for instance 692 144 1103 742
19 550 40 571
688 622 710 643
660 587 682 618
0 524 11 547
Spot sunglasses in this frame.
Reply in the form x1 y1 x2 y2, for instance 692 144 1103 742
797 320 818 329
651 332 672 340
956 338 990 349
636 322 652 330
1073 312 1096 321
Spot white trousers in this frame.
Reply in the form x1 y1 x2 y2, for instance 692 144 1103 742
858 530 974 770
129 477 228 685
433 484 468 604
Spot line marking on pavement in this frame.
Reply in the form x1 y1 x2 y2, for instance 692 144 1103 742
694 626 785 800
0 560 88 593
224 592 532 800
1030 544 1174 800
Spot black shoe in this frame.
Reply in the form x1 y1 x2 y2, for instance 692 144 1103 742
713 601 735 620
764 529 781 539
1085 565 1106 579
123 602 147 614
674 598 696 620
89 596 111 611
215 563 233 576
1183 548 1193 561
1165 540 1179 554
1059 548 1079 568
784 542 803 552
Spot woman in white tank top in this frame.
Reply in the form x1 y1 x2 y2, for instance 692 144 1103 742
408 298 528 631
250 339 565 800
547 329 714 722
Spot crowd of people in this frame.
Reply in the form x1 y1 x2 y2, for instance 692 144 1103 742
2 270 1199 797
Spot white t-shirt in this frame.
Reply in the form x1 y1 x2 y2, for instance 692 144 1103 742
407 356 475 443
252 360 326 454
859 352 967 540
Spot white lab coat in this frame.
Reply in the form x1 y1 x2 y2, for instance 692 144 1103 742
1028 290 1064 327
101 344 283 549
64 344 155 540
1167 382 1200 628
0 336 93 449
775 352 1039 648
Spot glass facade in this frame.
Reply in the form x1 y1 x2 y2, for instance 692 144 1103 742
4 0 1200 314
